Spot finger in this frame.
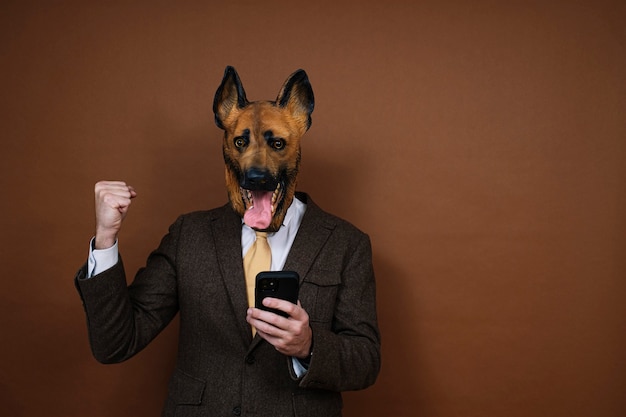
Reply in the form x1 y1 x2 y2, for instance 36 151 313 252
261 297 300 318
101 193 132 210
97 189 135 210
246 314 287 339
248 307 289 329
95 180 129 192
95 181 137 198
98 188 135 200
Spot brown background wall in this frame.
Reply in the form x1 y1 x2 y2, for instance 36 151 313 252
1 1 624 416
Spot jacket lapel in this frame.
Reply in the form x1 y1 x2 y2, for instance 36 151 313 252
210 205 254 343
283 195 336 285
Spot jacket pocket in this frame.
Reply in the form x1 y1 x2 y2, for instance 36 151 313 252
301 271 341 324
167 367 206 405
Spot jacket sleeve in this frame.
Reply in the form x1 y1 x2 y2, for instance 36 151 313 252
75 217 182 364
298 232 381 391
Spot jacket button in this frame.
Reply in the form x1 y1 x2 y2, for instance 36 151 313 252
232 406 241 415
245 354 255 364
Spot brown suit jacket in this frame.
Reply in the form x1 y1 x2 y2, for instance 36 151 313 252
75 193 380 417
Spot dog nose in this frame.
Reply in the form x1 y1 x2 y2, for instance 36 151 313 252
242 168 277 191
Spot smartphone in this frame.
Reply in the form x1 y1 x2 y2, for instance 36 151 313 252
255 271 300 317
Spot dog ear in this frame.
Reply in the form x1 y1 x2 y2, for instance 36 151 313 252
213 66 249 130
276 69 315 133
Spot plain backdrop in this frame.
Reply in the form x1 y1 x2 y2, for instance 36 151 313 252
1 1 625 416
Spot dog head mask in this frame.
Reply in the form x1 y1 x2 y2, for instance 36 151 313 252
213 66 314 232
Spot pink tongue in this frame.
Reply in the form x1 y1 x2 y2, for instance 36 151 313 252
243 190 273 229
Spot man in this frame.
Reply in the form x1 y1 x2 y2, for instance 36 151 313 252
75 67 380 417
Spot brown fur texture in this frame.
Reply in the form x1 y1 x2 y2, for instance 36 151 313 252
213 67 314 232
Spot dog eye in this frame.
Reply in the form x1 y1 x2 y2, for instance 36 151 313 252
234 137 247 148
271 139 285 150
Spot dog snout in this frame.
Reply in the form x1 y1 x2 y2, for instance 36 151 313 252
242 168 278 191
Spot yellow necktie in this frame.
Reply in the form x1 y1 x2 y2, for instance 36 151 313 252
244 231 272 311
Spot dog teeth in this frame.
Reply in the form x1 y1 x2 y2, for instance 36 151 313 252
241 186 282 214
270 185 282 214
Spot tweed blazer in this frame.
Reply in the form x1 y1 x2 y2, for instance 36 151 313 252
75 193 380 417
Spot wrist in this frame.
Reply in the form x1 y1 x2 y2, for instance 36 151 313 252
299 334 314 363
94 232 117 250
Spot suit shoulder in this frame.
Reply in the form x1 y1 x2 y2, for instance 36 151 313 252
324 210 368 237
305 198 370 240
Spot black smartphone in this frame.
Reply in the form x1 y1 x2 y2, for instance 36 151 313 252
255 271 300 317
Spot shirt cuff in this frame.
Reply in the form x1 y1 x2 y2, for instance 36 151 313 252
291 357 309 378
87 237 119 278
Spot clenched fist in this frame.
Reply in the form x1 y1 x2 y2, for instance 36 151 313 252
94 181 137 249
